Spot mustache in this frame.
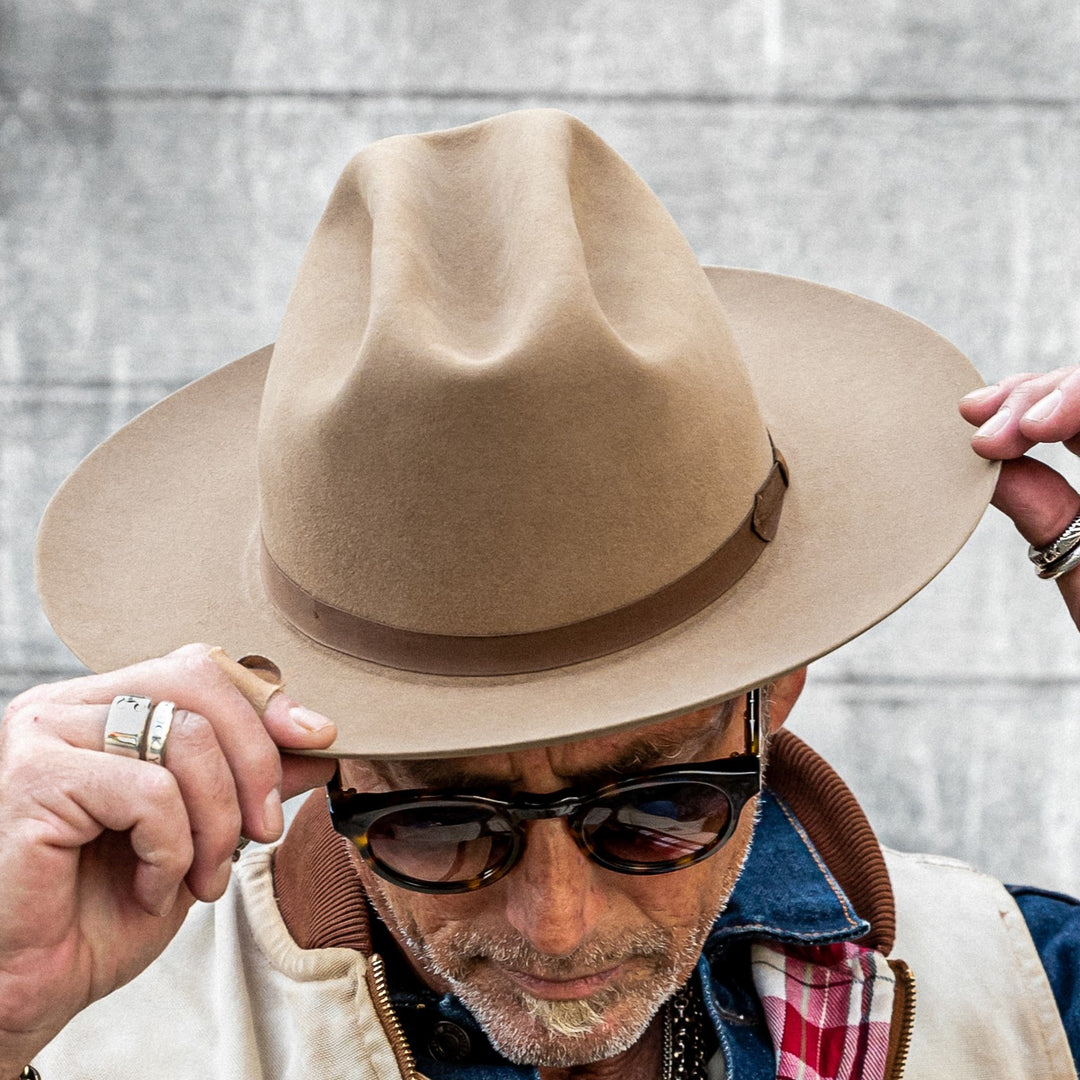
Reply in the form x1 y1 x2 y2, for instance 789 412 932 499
430 925 676 980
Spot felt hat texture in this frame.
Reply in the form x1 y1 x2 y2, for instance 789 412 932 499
36 110 998 758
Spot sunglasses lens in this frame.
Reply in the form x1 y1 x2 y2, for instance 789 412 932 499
580 780 734 869
365 804 515 888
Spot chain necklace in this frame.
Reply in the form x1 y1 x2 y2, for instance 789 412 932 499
662 978 709 1080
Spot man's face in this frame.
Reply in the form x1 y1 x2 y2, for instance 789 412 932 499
338 701 760 1068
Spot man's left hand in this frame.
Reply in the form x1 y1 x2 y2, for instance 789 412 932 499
960 366 1080 627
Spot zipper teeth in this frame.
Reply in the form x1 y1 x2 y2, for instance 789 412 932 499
367 952 421 1080
890 961 917 1079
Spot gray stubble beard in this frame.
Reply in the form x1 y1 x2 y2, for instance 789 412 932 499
367 848 751 1068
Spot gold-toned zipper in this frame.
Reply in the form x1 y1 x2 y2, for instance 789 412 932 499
365 952 430 1080
886 959 917 1080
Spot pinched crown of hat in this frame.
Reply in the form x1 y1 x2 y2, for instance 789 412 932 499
258 109 785 676
36 109 997 757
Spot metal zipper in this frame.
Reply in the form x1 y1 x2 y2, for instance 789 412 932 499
365 952 429 1080
886 959 917 1080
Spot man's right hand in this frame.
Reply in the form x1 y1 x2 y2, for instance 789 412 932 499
0 644 337 1073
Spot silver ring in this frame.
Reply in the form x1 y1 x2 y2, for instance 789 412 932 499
1028 511 1080 568
103 695 153 758
144 701 176 766
1038 541 1080 580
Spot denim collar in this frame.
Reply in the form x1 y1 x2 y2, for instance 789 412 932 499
708 788 870 948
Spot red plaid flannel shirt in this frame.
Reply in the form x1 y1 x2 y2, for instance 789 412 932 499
751 940 896 1080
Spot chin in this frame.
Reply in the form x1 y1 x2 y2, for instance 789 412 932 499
468 984 665 1068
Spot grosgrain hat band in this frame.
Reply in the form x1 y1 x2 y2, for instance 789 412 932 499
262 442 789 677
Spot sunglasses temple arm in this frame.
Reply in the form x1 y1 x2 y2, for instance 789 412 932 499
746 687 761 759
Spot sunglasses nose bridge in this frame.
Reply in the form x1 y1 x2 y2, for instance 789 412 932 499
507 793 583 825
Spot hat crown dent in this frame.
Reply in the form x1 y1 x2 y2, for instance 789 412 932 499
259 110 774 638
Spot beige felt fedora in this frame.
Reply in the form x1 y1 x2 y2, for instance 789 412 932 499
35 109 998 758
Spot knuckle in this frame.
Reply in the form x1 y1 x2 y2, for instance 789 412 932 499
4 684 47 717
200 762 241 820
183 649 222 684
0 701 58 755
155 834 195 878
168 643 225 687
0 738 47 794
1 699 38 734
169 641 214 660
139 762 182 808
171 708 217 752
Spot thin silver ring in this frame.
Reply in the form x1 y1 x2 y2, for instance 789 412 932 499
1038 541 1080 580
144 701 176 766
1029 511 1080 568
103 695 153 758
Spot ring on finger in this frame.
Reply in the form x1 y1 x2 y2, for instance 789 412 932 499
1028 511 1080 568
103 695 154 758
1038 541 1080 580
144 700 176 766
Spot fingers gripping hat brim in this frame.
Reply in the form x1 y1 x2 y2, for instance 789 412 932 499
35 267 997 758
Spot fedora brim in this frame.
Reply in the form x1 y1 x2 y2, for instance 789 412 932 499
35 268 998 758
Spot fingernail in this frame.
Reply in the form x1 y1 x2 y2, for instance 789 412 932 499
263 787 284 838
1023 389 1062 423
151 885 180 918
962 384 999 403
974 407 1011 438
289 704 334 734
211 859 232 897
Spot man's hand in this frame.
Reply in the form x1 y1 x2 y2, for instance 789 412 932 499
0 644 337 1073
960 366 1080 626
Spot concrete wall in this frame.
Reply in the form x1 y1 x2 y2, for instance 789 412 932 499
3 1 1080 890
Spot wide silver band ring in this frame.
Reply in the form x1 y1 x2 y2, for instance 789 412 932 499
103 695 153 758
1029 511 1080 569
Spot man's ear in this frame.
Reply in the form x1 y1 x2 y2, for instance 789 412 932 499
767 667 808 732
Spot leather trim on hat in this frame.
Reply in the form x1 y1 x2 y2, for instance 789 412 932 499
261 441 789 677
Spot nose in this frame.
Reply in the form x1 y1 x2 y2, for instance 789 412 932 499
501 818 606 957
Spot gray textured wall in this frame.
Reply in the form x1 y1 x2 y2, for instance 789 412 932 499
3 2 1080 891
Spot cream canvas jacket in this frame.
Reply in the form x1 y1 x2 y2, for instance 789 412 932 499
30 734 1078 1080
